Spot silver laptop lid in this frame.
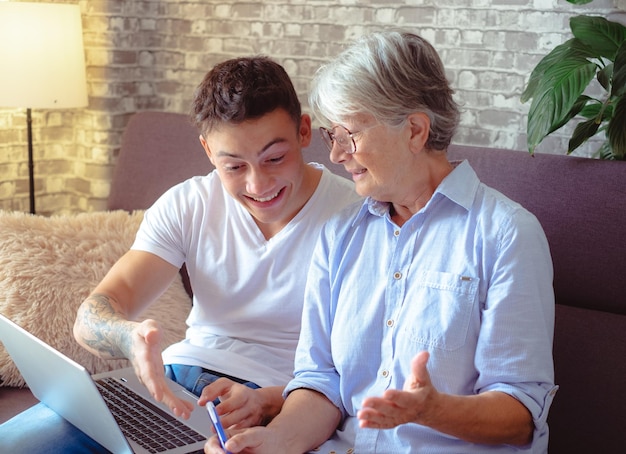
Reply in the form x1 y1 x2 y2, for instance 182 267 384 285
0 313 133 453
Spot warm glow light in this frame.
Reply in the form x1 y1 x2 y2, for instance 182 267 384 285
0 2 88 109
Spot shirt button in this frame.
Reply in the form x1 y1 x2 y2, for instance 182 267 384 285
381 370 389 378
386 319 394 327
394 229 400 237
393 271 402 280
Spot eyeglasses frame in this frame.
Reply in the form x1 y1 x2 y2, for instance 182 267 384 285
318 123 380 154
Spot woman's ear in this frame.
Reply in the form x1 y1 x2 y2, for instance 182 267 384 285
199 135 216 166
407 112 430 154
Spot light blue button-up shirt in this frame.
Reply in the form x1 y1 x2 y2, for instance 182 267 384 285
287 160 557 453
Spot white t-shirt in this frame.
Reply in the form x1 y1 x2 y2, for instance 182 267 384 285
131 163 361 387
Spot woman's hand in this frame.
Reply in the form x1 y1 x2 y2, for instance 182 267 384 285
203 426 285 454
357 351 436 429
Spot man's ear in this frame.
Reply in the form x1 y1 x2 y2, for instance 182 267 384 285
199 135 216 166
299 114 313 149
407 112 430 154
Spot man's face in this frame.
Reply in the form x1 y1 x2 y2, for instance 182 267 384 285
200 109 313 237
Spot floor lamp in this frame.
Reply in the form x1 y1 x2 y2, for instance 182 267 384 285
0 2 88 214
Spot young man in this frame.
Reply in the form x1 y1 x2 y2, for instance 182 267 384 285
0 56 360 452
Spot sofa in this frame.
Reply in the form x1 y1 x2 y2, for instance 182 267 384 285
1 111 625 452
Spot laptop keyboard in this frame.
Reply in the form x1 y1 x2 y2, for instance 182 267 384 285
96 377 206 453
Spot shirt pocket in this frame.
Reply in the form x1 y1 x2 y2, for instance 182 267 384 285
403 270 479 352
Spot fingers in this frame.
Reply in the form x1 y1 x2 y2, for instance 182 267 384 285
129 320 194 419
407 351 430 390
357 396 402 429
202 380 264 429
141 364 194 419
131 323 166 399
198 378 235 407
205 427 268 454
358 351 433 430
204 434 226 453
162 389 195 419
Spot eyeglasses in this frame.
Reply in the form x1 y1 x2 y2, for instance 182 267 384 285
319 124 379 154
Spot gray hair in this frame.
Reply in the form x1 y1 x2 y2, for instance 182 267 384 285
310 31 460 150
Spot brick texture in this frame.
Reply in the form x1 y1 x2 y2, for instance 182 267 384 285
0 0 623 214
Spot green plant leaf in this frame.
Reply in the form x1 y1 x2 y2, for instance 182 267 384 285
597 63 613 91
521 39 595 103
570 15 626 60
578 97 603 118
566 0 593 4
568 117 601 153
549 95 590 133
611 41 626 98
526 58 597 153
607 94 626 157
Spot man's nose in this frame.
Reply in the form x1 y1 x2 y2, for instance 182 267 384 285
246 167 273 194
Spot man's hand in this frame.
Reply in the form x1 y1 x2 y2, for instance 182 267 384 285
198 379 283 429
130 319 194 419
357 351 437 429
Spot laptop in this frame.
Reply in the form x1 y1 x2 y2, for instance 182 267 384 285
0 313 212 453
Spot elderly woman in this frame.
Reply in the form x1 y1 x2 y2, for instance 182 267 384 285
206 31 557 454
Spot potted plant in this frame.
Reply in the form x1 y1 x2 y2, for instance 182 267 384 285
521 0 626 159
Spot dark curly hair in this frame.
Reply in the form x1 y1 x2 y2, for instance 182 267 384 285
190 56 301 136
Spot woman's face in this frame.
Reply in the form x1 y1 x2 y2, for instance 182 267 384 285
328 115 413 203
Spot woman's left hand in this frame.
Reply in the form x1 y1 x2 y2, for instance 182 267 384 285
357 351 437 429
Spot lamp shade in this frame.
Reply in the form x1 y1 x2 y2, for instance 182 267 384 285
0 2 88 109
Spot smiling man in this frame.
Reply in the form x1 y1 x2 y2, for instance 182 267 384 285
74 56 360 427
1 56 360 453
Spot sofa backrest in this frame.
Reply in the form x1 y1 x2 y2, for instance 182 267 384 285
107 112 209 211
448 145 626 453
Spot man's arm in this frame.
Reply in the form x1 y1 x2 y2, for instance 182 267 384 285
74 250 194 418
74 292 136 360
74 249 179 358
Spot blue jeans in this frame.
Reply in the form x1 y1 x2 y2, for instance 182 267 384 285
164 364 260 398
0 365 260 453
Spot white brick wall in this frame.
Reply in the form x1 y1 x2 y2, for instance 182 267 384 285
0 0 623 214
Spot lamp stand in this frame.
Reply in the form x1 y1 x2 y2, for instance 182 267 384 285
26 108 35 214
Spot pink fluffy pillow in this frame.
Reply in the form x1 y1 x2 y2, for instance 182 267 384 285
0 210 190 387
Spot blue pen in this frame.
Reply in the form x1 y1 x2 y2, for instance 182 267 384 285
206 401 232 454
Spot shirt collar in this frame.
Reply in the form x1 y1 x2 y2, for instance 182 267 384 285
437 159 479 211
352 159 479 226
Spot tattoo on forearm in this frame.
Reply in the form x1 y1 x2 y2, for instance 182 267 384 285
78 293 134 360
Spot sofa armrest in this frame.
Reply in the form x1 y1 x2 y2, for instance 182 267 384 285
0 387 39 424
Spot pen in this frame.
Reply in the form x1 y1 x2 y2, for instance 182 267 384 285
206 401 231 454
